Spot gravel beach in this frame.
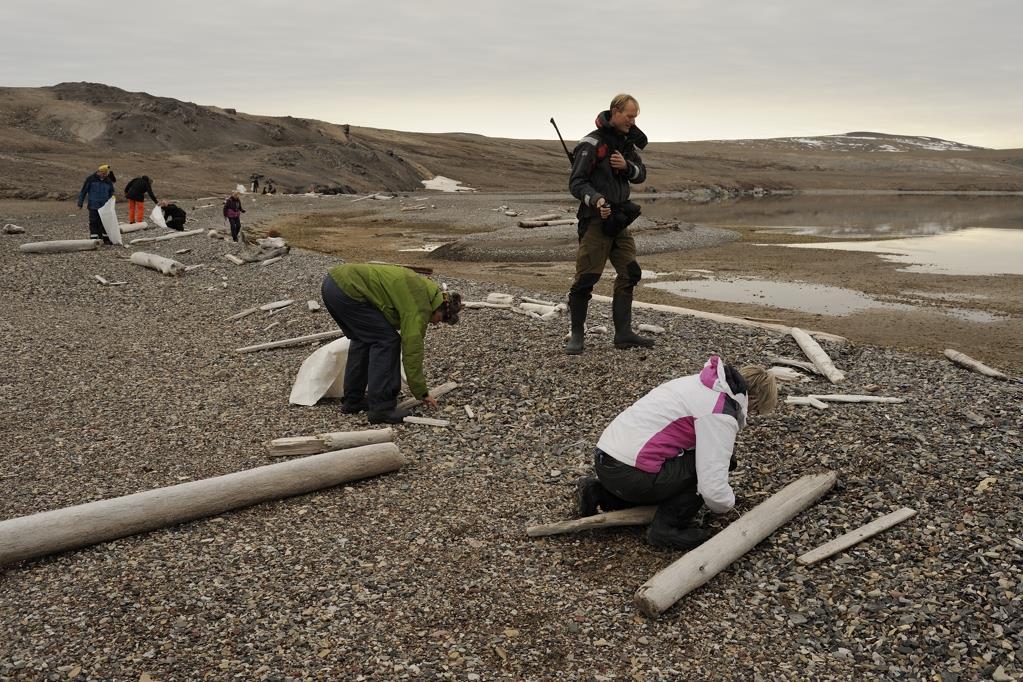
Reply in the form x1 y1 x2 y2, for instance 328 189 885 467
1 198 1020 681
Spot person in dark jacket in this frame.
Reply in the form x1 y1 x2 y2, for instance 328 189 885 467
320 264 462 424
223 191 246 242
565 94 653 355
124 175 158 224
158 200 187 231
77 164 116 243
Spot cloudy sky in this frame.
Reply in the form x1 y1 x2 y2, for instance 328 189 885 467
2 0 1021 148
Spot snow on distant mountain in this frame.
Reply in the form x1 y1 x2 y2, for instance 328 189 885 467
764 132 986 153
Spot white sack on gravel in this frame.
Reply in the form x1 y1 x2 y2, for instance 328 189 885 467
289 338 406 406
97 197 123 246
150 204 168 229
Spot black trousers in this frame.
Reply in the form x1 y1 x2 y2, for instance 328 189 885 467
321 275 401 411
228 217 242 241
87 209 108 240
595 449 704 529
166 218 185 231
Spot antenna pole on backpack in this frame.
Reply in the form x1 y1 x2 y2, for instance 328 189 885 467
550 118 574 165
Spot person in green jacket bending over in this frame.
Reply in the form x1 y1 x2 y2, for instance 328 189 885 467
321 264 462 424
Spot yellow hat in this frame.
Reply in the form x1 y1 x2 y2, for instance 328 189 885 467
98 164 110 172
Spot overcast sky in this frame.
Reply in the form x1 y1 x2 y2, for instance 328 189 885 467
2 0 1021 148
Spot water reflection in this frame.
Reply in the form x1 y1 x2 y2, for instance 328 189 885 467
779 228 1023 276
638 194 1023 237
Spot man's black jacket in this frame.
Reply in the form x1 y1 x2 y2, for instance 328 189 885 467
569 110 648 221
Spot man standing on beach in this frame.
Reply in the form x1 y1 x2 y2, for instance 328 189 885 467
77 164 116 244
565 94 654 355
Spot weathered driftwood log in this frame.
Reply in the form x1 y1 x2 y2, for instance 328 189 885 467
129 228 204 245
2 224 26 234
527 507 657 538
129 251 186 276
786 396 829 410
768 356 823 375
520 303 558 315
590 295 847 344
796 507 917 566
529 213 562 222
0 442 405 566
225 306 259 322
259 299 295 312
268 428 395 457
396 381 459 410
235 330 344 354
464 301 512 310
119 222 151 234
521 296 558 306
518 218 577 228
403 416 451 427
261 256 284 267
638 324 666 334
809 394 905 404
224 253 246 265
790 327 845 383
19 239 99 254
486 293 515 305
943 349 1010 380
634 471 837 617
767 366 808 383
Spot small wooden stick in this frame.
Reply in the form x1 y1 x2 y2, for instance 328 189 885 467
129 228 204 245
797 507 917 565
526 507 657 538
225 306 259 322
224 253 246 265
810 394 905 404
403 416 450 427
259 299 295 311
464 405 475 419
235 330 344 354
396 381 459 410
94 275 110 286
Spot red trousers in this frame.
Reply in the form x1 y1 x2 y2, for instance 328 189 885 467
128 199 145 223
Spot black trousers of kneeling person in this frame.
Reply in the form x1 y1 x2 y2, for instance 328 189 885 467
321 275 402 412
594 448 705 530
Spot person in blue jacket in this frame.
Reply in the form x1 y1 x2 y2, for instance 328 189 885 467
77 164 116 244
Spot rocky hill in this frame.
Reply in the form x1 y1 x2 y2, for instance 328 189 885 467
1 82 1022 200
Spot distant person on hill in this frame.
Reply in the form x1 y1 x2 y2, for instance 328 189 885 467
76 164 116 244
223 191 246 242
576 357 778 550
250 174 261 193
564 93 651 355
320 263 462 424
124 175 159 224
158 200 187 231
266 179 277 195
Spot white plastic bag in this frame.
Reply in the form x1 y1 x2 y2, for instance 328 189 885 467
98 197 123 245
150 204 168 229
289 336 408 406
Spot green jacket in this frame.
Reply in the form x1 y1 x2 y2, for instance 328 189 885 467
328 263 443 399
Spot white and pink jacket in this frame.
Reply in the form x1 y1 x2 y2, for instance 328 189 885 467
596 355 748 514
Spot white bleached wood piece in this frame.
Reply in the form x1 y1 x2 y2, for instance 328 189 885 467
259 299 295 311
796 507 917 566
19 240 99 254
638 324 666 334
396 381 459 410
175 248 191 254
129 228 204 245
0 443 405 567
403 416 451 427
767 366 806 383
518 218 577 228
94 275 109 285
943 348 1010 380
634 471 837 617
307 300 321 312
401 205 427 212
521 296 558 306
184 264 204 272
268 428 395 457
540 310 559 321
526 507 657 538
591 295 847 344
224 253 246 265
529 213 562 222
225 306 259 322
486 293 515 305
809 394 905 404
235 330 344 354
264 321 280 332
790 327 845 383
768 356 823 375
464 405 475 419
2 224 26 234
786 396 829 409
129 251 186 276
119 222 150 234
519 303 557 315
464 302 512 310
261 256 284 267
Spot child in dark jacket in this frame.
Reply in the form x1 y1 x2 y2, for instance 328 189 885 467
223 191 246 242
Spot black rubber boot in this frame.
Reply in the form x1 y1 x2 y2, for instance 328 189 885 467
612 292 654 349
575 477 601 517
341 398 368 414
367 406 412 424
565 294 588 355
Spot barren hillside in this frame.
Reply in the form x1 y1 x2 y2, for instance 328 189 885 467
1 82 1022 199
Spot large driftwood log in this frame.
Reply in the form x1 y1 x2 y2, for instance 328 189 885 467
268 428 395 457
527 507 657 538
634 471 837 617
943 349 1010 380
129 251 186 276
590 295 847 344
129 228 204 245
396 381 459 410
790 327 845 383
118 222 150 234
796 507 917 566
518 218 577 228
0 442 405 566
235 330 344 354
19 240 99 254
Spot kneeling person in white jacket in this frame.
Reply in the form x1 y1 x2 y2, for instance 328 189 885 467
577 356 778 550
